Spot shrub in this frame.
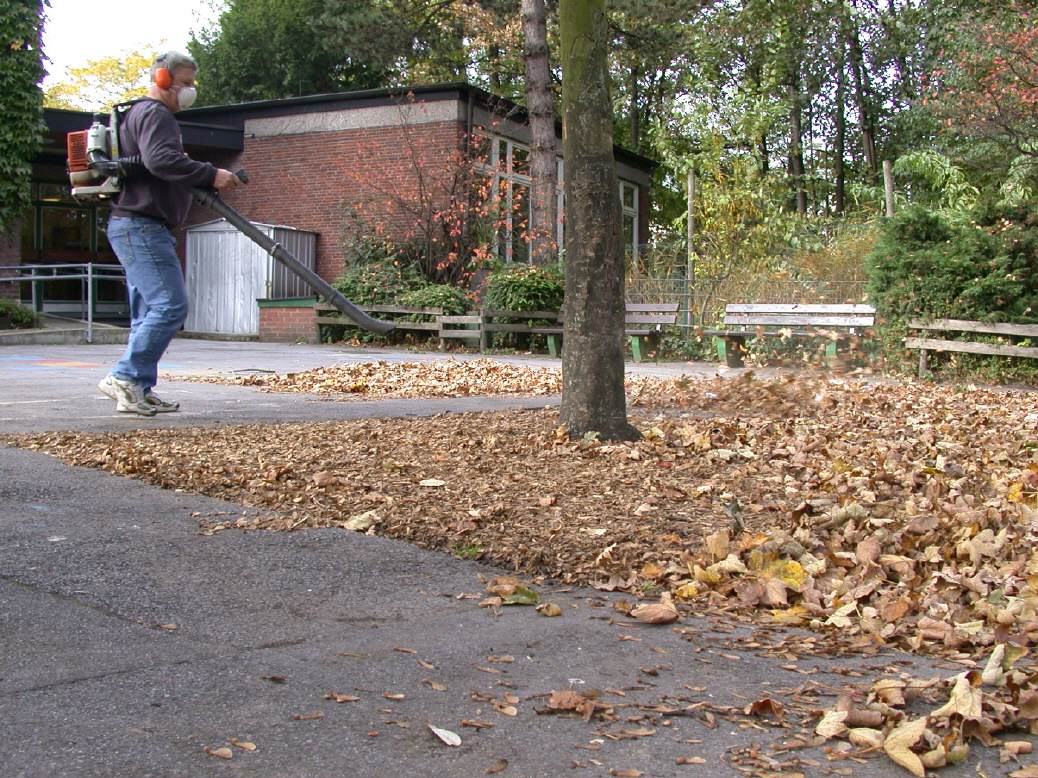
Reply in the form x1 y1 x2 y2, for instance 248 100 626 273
866 200 1038 378
482 262 564 312
397 284 470 316
0 298 35 329
331 258 426 306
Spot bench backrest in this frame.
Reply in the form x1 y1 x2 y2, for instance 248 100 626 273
625 302 679 327
724 303 875 328
908 318 1038 338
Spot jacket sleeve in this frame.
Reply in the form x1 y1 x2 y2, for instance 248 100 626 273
133 104 217 187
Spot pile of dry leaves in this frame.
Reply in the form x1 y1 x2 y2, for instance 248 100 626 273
8 363 1038 774
173 358 563 398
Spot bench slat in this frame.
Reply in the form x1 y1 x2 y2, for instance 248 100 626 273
438 315 482 324
625 303 680 312
625 314 677 325
905 337 1038 360
726 304 875 314
908 318 1038 338
483 309 561 319
724 314 874 327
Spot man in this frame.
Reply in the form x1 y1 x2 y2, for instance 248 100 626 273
98 51 239 416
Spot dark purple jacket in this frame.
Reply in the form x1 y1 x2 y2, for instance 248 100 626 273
111 99 216 229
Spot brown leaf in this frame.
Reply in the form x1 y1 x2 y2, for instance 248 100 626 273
383 692 406 701
229 738 257 751
629 592 679 624
428 724 461 747
292 710 325 721
744 697 785 721
203 746 233 760
676 756 706 765
324 692 360 703
536 602 563 617
609 771 642 778
486 758 508 774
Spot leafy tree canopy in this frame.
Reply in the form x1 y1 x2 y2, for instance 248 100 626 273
44 49 151 111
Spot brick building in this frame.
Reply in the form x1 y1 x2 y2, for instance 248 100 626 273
4 82 656 322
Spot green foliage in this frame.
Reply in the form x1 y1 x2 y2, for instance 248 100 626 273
397 284 471 316
331 259 426 306
867 201 1038 377
43 49 150 111
188 0 384 105
482 262 564 312
893 151 979 213
0 0 46 235
0 298 36 329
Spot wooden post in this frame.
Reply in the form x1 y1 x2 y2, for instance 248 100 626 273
883 159 895 218
686 167 695 329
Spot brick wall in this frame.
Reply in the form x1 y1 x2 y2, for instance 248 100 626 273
184 120 466 284
0 217 21 301
257 298 318 343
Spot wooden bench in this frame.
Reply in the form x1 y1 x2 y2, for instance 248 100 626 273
510 304 680 365
906 318 1038 377
481 308 562 354
316 302 443 340
705 303 875 367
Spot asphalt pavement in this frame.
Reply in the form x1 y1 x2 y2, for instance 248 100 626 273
0 340 1023 777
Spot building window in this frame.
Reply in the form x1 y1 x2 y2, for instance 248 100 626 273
19 179 122 309
482 136 639 265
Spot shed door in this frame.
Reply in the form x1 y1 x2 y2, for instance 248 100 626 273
185 229 267 335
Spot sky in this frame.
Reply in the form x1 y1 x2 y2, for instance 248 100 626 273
41 0 226 87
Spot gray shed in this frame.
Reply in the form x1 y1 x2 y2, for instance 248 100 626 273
184 219 318 336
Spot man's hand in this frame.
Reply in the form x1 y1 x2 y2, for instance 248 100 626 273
213 169 241 191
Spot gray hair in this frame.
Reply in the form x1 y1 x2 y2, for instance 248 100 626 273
151 50 197 80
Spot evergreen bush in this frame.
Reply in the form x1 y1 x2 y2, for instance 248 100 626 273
0 298 36 329
482 262 564 312
397 284 471 316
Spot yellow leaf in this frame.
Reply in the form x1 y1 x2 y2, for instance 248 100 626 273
770 604 809 625
883 717 928 777
930 674 982 720
674 582 699 600
693 564 721 586
536 602 563 617
641 562 663 579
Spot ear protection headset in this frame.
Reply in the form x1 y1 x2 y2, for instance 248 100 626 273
154 62 173 90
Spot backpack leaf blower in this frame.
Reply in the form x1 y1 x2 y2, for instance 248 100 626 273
66 109 394 336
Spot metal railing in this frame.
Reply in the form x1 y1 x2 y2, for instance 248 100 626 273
0 263 127 343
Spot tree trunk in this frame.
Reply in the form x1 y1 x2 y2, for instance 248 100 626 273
630 63 641 150
522 0 559 265
788 69 807 214
846 21 878 178
559 0 639 442
835 41 847 214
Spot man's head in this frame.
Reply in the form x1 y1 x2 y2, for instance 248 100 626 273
149 51 198 112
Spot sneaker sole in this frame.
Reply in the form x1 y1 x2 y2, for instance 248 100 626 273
116 403 157 417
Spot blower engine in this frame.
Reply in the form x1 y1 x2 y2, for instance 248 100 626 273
63 104 394 335
66 105 143 203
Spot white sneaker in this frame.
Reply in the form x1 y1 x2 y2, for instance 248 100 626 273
98 375 157 417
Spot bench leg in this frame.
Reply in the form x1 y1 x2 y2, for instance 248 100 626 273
630 336 644 363
547 334 560 358
918 348 928 378
712 336 726 363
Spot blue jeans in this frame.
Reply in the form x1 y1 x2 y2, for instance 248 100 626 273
107 215 188 391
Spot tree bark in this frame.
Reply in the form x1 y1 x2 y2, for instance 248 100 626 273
522 0 559 265
835 37 847 214
559 0 639 442
788 68 807 214
846 18 878 178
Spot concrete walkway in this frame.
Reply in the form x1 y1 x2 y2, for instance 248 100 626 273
0 341 1015 777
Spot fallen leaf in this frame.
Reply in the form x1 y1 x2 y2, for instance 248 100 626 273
630 592 679 625
486 758 508 774
676 756 706 765
815 710 849 739
502 585 539 606
292 710 325 721
537 602 563 617
609 770 642 777
419 479 446 488
423 678 448 692
203 746 233 760
883 716 928 777
384 692 406 701
428 724 461 747
461 719 495 729
744 697 785 721
229 738 257 751
324 692 359 703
